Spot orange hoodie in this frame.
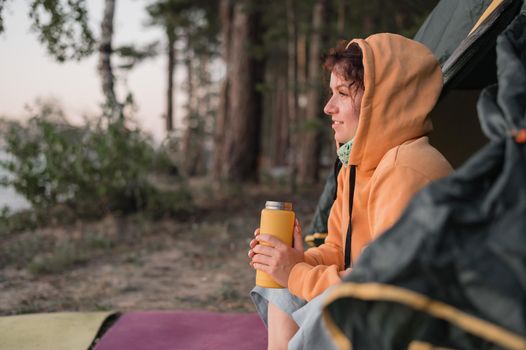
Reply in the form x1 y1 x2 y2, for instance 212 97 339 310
288 34 453 301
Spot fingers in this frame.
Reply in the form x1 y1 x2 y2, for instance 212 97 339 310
294 219 302 237
294 218 302 231
256 234 282 247
251 253 272 266
293 218 304 251
248 228 261 260
252 244 274 257
248 244 274 259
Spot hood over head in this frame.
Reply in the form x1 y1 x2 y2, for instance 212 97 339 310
347 33 443 171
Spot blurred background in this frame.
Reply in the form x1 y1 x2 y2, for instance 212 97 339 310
0 0 442 315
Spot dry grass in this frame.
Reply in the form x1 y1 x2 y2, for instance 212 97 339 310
0 180 322 316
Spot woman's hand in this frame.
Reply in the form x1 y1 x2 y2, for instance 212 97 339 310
249 219 304 287
248 228 260 261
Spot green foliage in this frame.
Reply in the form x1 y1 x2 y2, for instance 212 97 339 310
0 208 38 236
114 42 161 70
28 0 95 62
0 0 7 33
0 0 95 61
0 111 192 226
0 225 52 267
145 0 220 57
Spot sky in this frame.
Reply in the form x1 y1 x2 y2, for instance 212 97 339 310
0 0 187 142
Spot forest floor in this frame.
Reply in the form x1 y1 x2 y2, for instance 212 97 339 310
0 179 323 316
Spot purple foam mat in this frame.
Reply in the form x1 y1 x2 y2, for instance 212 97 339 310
94 311 267 350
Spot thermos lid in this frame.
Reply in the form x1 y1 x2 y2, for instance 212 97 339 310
265 201 293 211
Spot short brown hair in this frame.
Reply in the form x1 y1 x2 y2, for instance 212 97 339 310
323 41 364 92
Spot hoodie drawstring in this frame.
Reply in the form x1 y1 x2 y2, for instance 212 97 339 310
344 165 357 269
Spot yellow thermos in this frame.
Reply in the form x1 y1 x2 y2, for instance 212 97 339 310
255 201 295 288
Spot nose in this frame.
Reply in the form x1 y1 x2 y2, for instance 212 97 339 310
324 96 337 116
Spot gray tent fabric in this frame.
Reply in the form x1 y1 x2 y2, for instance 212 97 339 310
440 0 523 92
414 0 494 65
322 5 526 349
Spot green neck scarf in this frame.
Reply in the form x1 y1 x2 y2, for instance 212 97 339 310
337 139 353 167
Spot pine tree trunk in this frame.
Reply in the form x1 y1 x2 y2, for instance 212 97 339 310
181 49 202 176
98 0 121 120
217 1 264 182
269 69 288 167
166 28 176 132
287 0 299 191
275 73 289 166
296 31 308 186
298 0 325 184
196 55 211 175
213 0 232 179
165 27 176 133
262 67 275 170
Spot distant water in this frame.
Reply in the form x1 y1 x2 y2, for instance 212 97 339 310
0 150 31 212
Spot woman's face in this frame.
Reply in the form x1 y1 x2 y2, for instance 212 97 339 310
323 71 363 144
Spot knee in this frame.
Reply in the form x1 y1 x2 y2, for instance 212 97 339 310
268 303 299 350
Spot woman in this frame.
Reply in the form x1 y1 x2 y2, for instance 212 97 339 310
248 33 453 349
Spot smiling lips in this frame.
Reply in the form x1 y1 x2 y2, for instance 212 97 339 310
332 120 344 126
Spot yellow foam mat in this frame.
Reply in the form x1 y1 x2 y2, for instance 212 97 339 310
0 311 115 350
